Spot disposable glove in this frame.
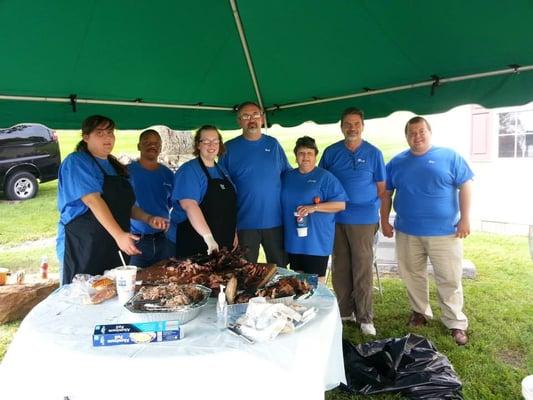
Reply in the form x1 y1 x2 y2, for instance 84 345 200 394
202 233 219 255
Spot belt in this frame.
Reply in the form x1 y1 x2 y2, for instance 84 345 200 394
133 232 166 239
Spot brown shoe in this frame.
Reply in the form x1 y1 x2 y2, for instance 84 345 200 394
407 311 427 327
451 329 468 345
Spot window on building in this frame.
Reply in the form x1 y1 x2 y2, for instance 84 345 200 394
498 111 533 158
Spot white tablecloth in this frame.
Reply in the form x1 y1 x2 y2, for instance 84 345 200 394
1 283 346 400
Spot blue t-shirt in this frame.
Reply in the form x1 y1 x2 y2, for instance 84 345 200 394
219 134 291 230
319 140 386 224
56 152 118 263
167 158 232 243
386 146 474 236
128 161 174 235
281 167 347 256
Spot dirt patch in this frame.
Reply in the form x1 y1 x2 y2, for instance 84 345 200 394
496 349 525 369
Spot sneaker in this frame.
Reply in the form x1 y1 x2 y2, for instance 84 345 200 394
360 322 376 336
341 313 356 323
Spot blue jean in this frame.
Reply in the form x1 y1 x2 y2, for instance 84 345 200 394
130 234 174 268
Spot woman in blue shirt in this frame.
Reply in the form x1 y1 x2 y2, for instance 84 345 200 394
170 125 237 257
57 115 168 284
281 136 347 283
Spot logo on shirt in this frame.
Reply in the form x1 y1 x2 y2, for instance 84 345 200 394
264 148 271 152
428 160 435 164
357 158 366 163
163 183 172 187
307 179 317 183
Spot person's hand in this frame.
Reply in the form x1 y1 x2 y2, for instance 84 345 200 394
148 216 169 231
116 232 141 256
202 233 219 255
296 204 316 216
455 218 470 238
232 232 239 251
381 221 394 238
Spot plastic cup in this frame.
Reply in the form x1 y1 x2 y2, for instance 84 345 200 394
115 265 137 304
294 212 308 237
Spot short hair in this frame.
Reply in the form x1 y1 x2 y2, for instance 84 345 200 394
404 116 432 135
293 136 319 156
193 125 226 157
340 107 364 125
138 129 160 142
236 101 263 114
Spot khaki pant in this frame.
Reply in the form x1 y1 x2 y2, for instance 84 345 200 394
396 231 468 330
332 223 376 323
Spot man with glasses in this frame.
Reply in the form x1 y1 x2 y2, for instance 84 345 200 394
219 101 291 267
319 107 386 336
128 129 174 267
381 116 473 345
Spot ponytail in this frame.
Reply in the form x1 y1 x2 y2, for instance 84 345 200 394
76 115 128 177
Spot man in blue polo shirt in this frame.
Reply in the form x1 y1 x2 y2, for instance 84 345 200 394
381 116 473 346
319 107 386 336
219 101 291 267
128 129 174 267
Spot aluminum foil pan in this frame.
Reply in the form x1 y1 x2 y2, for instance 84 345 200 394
123 284 211 324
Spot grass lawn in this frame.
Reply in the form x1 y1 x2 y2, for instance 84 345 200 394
1 232 532 400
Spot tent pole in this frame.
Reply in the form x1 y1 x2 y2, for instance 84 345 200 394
0 95 233 111
229 0 268 132
267 64 533 111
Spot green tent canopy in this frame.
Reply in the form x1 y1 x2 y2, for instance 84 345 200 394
1 0 533 129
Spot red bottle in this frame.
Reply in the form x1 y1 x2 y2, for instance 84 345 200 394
40 256 49 280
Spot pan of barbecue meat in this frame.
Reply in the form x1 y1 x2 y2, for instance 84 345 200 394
136 248 278 297
232 276 314 305
124 283 211 324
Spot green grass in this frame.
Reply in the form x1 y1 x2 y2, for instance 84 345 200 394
1 232 532 400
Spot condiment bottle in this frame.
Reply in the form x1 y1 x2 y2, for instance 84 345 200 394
217 284 228 330
39 256 49 280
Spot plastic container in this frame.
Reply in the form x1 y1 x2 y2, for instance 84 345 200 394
523 375 533 400
39 256 48 280
217 284 228 330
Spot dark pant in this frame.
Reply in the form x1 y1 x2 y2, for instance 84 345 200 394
238 226 288 267
288 253 329 276
332 223 377 323
130 234 174 268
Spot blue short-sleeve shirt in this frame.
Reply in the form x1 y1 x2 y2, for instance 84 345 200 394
386 146 474 236
281 167 347 256
219 134 291 230
128 161 174 235
56 151 117 262
319 140 385 224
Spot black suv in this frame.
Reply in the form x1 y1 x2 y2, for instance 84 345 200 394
0 123 61 200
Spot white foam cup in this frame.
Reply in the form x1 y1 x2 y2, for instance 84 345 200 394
115 265 137 304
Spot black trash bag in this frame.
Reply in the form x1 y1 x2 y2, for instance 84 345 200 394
340 333 463 399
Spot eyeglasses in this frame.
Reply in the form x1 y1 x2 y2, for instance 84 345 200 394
239 112 262 121
199 139 220 145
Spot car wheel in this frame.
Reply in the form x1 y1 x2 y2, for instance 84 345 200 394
5 171 39 200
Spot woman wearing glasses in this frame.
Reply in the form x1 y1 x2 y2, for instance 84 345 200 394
281 136 347 283
170 125 237 257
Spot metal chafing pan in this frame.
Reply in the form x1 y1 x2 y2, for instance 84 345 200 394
123 284 211 324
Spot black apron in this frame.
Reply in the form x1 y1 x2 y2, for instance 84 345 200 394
63 156 135 284
176 159 237 257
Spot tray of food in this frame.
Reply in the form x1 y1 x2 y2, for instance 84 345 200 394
124 284 211 324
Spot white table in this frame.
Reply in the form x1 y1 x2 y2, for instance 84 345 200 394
1 283 346 400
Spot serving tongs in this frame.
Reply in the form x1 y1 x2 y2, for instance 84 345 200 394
227 323 255 344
